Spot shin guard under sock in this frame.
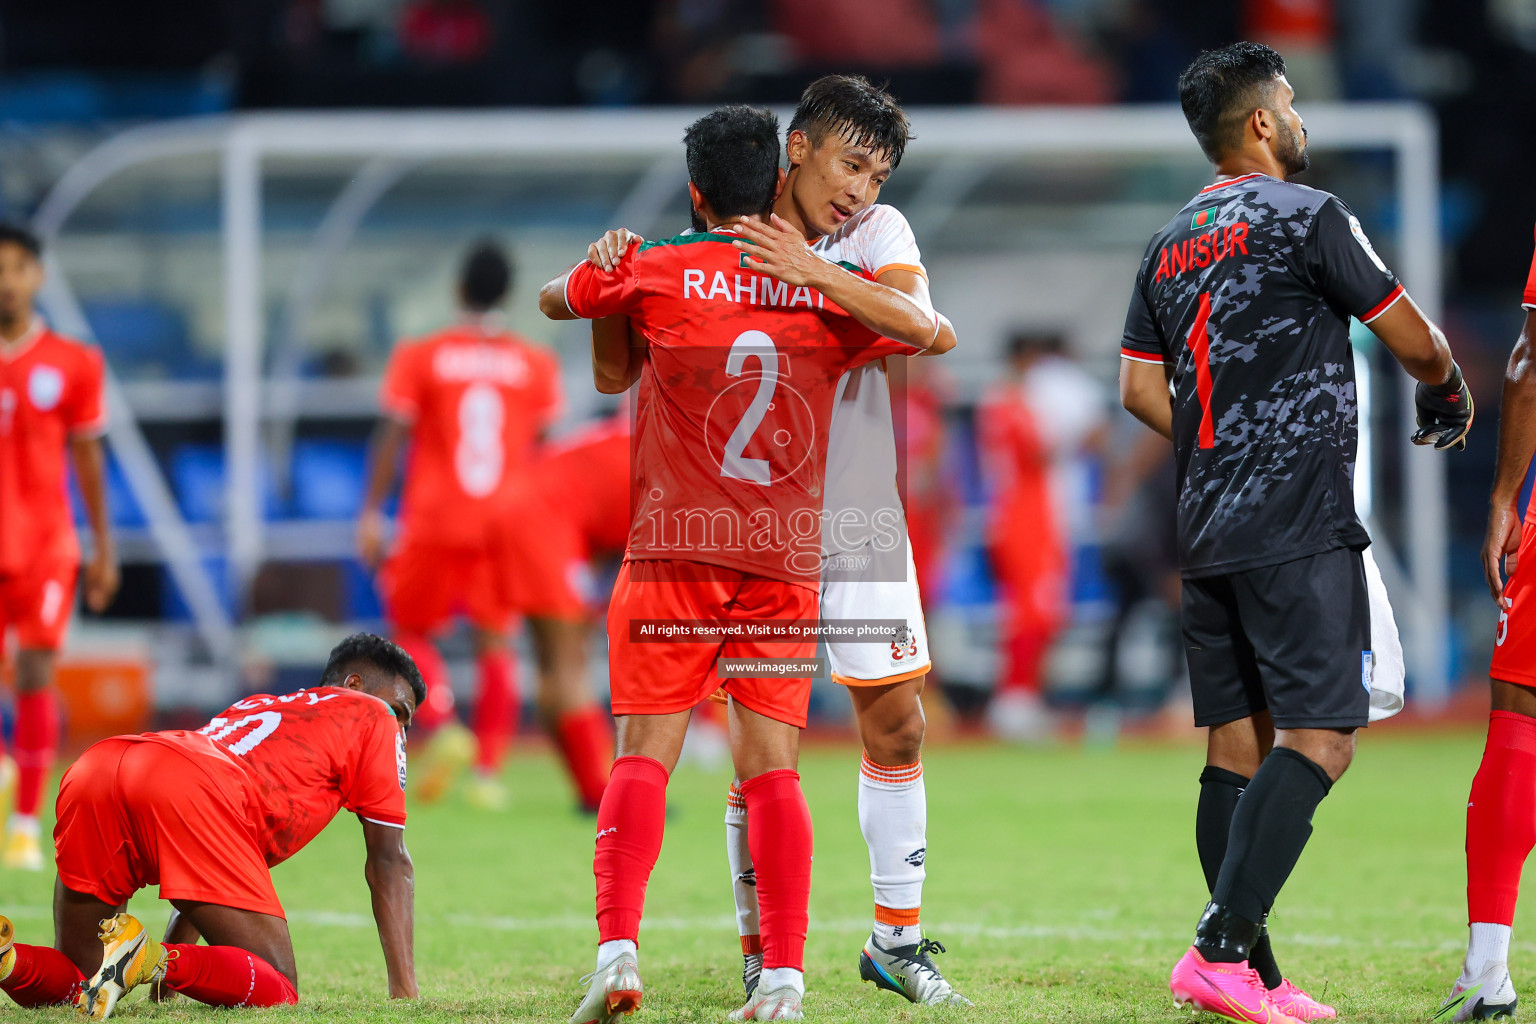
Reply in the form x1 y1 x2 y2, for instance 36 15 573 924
859 753 926 944
472 650 517 773
1209 747 1333 935
0 943 85 1007
725 781 761 950
1196 766 1282 987
162 945 298 1007
554 706 613 809
1467 711 1536 926
14 689 59 818
593 755 669 943
740 769 812 972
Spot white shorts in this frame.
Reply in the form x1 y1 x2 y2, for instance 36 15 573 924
821 542 931 686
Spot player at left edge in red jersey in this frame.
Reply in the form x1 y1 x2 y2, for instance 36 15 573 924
0 223 118 871
0 633 422 1018
1438 225 1536 1021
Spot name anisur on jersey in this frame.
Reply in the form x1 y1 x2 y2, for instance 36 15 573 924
1153 220 1251 283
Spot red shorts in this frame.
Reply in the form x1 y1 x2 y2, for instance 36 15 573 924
54 736 282 918
380 538 516 634
1492 517 1536 686
506 511 598 620
0 553 76 654
606 560 817 728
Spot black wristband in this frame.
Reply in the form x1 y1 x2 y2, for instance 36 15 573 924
1425 362 1464 399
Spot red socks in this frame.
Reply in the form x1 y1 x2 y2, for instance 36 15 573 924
1468 710 1536 924
393 633 452 732
1 944 84 1007
593 755 668 944
472 651 518 773
555 705 612 809
14 689 59 817
162 944 298 1007
740 769 813 972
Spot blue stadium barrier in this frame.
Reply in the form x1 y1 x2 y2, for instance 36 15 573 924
81 299 218 380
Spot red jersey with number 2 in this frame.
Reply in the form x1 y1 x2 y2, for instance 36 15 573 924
145 687 407 867
379 323 562 549
565 230 918 587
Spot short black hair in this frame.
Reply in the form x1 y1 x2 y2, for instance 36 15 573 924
459 239 512 311
321 632 426 710
788 75 913 169
0 223 42 260
683 105 781 220
1177 42 1289 163
1006 331 1065 361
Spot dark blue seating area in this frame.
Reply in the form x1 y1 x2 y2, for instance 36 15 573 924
81 299 218 381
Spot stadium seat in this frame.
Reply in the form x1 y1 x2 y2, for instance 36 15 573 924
81 299 218 380
69 449 146 529
169 443 285 523
290 440 369 520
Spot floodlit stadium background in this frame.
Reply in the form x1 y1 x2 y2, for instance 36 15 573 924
0 0 1529 743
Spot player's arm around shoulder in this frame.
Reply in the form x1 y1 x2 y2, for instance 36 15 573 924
361 816 416 998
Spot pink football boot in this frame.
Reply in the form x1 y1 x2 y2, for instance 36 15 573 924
1170 946 1303 1024
1268 979 1336 1020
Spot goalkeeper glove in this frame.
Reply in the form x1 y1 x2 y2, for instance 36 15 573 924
1411 362 1473 451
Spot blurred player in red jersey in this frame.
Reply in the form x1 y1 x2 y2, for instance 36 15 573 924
1440 226 1536 1020
0 224 119 871
505 407 631 811
977 334 1073 741
359 241 562 808
585 77 968 1006
541 105 938 1023
0 633 422 1018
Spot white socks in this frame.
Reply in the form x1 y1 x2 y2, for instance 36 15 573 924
7 814 37 839
858 753 926 938
1465 922 1512 978
760 967 804 996
596 939 636 972
725 782 761 946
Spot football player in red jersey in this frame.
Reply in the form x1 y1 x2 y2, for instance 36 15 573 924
503 408 631 812
359 241 562 807
0 633 422 1018
541 106 939 1023
1440 225 1536 1020
0 224 118 871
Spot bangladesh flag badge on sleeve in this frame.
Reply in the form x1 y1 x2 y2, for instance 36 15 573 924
1190 207 1218 231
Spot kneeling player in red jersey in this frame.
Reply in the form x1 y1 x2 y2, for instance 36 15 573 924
0 633 422 1018
541 105 935 1022
505 409 631 811
1438 227 1536 1021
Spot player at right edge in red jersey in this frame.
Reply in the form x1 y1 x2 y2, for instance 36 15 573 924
0 223 119 871
540 106 935 1023
1438 226 1536 1021
0 633 422 1019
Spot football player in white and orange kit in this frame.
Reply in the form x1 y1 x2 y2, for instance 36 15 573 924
0 223 118 871
359 241 561 806
586 76 967 1006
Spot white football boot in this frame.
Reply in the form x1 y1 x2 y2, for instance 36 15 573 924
571 950 642 1024
858 934 971 1006
729 982 803 1021
1434 962 1518 1021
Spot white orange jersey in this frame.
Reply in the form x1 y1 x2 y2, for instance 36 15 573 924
811 204 934 565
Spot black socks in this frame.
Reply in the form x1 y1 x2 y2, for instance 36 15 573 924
1197 748 1333 967
1185 758 1333 982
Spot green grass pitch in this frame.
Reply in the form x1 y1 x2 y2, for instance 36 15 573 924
0 728 1494 1021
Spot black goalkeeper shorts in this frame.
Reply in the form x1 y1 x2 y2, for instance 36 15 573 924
1181 546 1372 731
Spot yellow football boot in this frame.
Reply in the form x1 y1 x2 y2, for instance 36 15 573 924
412 722 475 804
76 914 169 1020
1 830 43 871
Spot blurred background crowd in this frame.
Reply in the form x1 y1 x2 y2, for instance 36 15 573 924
0 0 1532 749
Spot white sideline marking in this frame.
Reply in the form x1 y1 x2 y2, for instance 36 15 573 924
0 905 1493 955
